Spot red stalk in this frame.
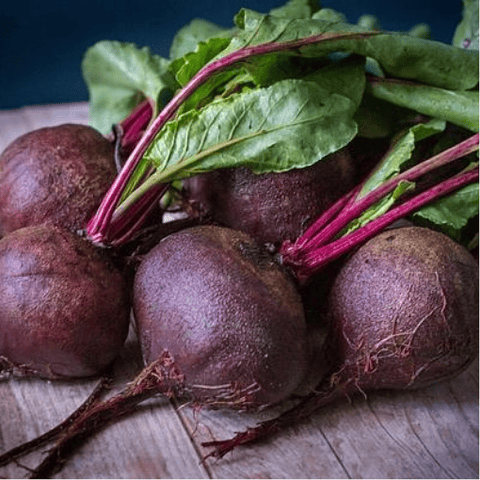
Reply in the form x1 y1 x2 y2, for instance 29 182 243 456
108 184 170 247
280 133 479 279
120 99 155 154
283 167 478 281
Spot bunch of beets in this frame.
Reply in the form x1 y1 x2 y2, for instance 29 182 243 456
0 115 478 477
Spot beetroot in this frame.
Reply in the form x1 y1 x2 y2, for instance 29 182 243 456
0 124 116 236
133 225 308 409
324 226 479 389
203 226 479 457
0 224 130 379
183 147 354 245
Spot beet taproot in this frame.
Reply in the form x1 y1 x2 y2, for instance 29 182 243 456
0 224 130 379
183 147 354 246
0 124 116 236
133 225 308 409
325 225 479 390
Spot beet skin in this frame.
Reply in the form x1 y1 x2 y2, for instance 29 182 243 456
183 147 354 246
0 225 130 379
327 226 479 390
133 225 308 409
0 124 116 236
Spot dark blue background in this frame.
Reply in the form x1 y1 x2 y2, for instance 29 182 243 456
1 0 462 110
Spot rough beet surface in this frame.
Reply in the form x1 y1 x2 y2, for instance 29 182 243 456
0 225 130 379
0 124 116 236
133 225 308 409
327 226 479 390
183 148 354 246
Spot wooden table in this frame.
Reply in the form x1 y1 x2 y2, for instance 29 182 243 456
0 102 478 479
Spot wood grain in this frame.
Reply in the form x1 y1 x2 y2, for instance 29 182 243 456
0 102 478 479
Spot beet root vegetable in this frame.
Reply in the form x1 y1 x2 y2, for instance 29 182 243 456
324 226 479 390
203 226 479 457
0 224 130 379
133 225 308 409
183 147 354 246
0 124 116 236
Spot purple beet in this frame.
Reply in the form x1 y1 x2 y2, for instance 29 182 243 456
133 225 308 409
0 224 130 379
324 226 479 390
183 147 354 245
0 124 116 236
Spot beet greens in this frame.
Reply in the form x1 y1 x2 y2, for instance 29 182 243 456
82 7 478 246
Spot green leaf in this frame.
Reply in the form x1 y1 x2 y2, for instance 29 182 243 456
270 0 321 19
169 19 236 60
215 10 478 91
367 79 479 132
169 37 233 87
312 8 348 23
315 34 479 91
359 119 447 196
453 0 479 50
82 41 174 134
168 37 239 113
142 78 358 180
304 55 366 109
412 180 479 242
342 180 416 236
158 8 477 123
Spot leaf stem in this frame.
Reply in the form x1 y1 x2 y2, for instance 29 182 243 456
281 133 479 270
0 371 112 468
26 352 184 479
284 167 479 281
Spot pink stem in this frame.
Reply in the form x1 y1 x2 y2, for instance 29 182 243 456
291 185 361 250
285 167 479 281
105 184 169 246
110 190 169 247
284 133 479 259
121 100 155 152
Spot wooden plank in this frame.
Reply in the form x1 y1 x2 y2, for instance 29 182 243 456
0 102 478 479
179 361 478 479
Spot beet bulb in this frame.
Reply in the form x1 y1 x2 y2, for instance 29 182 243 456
183 147 354 246
203 226 479 457
325 226 479 390
0 224 130 379
133 225 308 409
0 124 116 236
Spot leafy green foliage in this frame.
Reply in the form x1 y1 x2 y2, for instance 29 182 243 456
367 78 479 132
169 19 236 60
340 120 446 236
269 0 321 19
359 119 447 196
82 0 479 246
452 0 479 49
143 78 357 179
82 41 174 135
412 181 479 243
